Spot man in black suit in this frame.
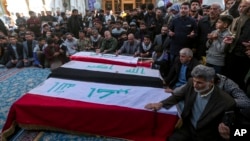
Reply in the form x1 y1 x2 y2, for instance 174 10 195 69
145 65 236 141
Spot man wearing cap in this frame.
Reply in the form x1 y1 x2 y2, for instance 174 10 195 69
127 22 139 39
201 5 211 16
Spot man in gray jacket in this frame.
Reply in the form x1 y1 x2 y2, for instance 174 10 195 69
115 33 140 56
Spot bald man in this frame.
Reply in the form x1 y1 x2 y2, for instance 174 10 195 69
97 30 118 54
115 33 140 56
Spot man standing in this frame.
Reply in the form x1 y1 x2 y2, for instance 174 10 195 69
145 65 236 141
168 2 197 63
67 9 83 38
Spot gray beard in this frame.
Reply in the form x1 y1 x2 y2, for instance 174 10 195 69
194 84 210 94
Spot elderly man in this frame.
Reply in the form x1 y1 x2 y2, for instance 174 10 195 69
145 65 236 141
164 48 200 92
97 30 117 54
196 3 222 61
115 33 140 56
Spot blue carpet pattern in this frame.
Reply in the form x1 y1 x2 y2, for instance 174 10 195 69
0 68 127 141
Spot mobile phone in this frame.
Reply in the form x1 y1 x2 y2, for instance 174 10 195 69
222 111 235 126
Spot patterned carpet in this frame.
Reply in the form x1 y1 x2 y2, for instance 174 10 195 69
0 67 126 141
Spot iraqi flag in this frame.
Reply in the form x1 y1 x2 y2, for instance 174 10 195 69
2 78 178 141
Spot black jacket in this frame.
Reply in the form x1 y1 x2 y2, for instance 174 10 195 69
7 43 24 60
164 57 200 88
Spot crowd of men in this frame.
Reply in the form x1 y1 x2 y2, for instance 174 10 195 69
0 0 250 140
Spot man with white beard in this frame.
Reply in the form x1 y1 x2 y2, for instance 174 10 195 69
145 65 236 141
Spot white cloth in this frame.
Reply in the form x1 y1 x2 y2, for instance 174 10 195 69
29 78 177 115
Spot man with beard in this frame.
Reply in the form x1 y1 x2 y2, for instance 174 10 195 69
90 29 103 50
189 0 201 22
153 25 170 50
117 31 128 50
168 2 197 64
23 33 38 67
127 22 139 39
153 8 164 36
67 9 83 38
145 65 236 141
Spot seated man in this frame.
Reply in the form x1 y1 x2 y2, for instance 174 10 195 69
44 38 63 69
145 65 236 141
62 33 78 57
115 33 140 56
138 35 154 57
33 37 46 68
6 36 24 68
164 48 199 92
90 29 103 50
96 30 117 54
22 33 38 67
77 30 92 51
0 36 9 67
151 45 169 78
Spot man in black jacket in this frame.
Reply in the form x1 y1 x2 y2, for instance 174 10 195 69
6 36 24 68
164 48 199 92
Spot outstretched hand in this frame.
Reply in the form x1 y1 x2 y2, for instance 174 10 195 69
144 103 163 111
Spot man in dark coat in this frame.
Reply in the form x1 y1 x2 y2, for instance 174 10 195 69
67 9 83 38
145 65 236 141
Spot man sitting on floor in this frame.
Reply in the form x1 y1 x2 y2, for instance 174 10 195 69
115 33 140 56
96 30 117 54
164 48 199 92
